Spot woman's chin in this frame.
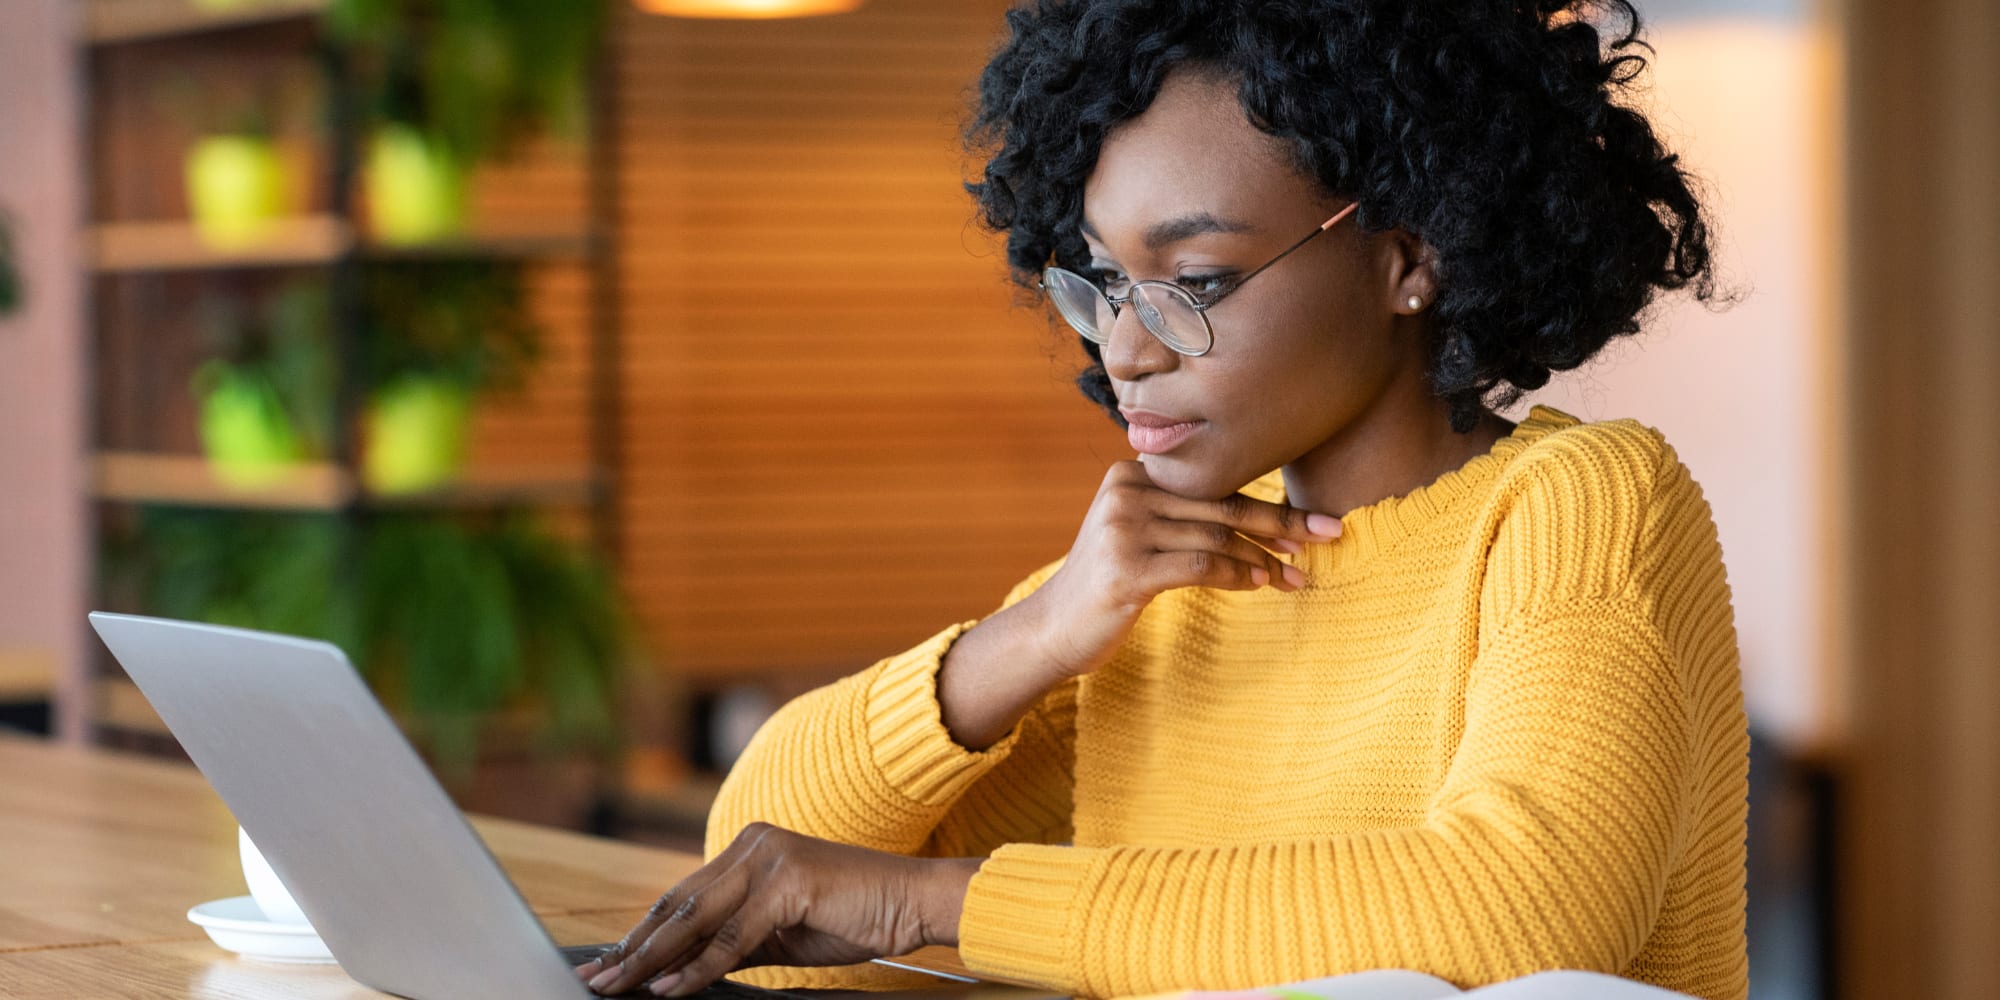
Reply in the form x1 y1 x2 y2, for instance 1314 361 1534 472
1136 453 1243 502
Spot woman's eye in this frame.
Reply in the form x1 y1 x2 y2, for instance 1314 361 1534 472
1179 274 1236 299
1084 267 1129 291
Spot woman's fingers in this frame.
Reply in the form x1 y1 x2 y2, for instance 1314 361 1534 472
590 879 741 995
583 867 726 980
1152 489 1341 546
1243 532 1304 555
585 892 713 995
579 827 948 997
650 906 784 997
1150 520 1304 591
1140 547 1272 593
584 826 775 995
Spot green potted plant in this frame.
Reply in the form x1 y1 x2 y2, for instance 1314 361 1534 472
327 0 606 163
364 121 469 244
112 507 632 786
356 512 629 777
360 260 539 494
185 133 290 248
326 0 608 242
189 283 334 487
166 68 316 248
187 264 540 494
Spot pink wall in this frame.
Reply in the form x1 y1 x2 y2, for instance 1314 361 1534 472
0 0 89 740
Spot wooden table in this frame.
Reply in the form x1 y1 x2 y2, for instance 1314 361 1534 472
0 734 978 998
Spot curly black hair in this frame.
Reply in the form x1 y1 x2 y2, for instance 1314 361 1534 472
964 0 1736 433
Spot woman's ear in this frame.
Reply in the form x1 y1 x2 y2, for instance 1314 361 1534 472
1385 229 1439 314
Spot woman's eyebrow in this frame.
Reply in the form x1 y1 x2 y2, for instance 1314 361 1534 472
1080 211 1260 251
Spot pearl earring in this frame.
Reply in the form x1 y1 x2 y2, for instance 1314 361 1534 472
1407 295 1424 310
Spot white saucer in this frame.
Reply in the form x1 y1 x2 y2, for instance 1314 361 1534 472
186 895 336 964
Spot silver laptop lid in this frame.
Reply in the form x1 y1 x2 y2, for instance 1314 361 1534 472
88 611 595 1000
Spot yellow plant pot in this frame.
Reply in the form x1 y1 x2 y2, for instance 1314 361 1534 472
364 377 471 494
364 125 469 245
197 367 305 488
185 135 289 249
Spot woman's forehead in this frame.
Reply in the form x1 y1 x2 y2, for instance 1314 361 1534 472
1082 71 1318 246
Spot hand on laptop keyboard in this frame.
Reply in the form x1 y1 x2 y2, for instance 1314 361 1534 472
569 823 982 997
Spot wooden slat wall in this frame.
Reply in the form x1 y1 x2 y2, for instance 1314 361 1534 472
458 142 595 551
464 133 592 474
608 2 1125 680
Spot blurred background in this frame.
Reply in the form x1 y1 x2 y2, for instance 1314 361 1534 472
0 1 1991 998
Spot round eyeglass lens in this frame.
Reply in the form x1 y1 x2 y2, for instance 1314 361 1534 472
1131 282 1213 355
1042 268 1112 344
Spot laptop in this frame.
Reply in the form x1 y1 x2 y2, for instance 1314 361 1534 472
88 612 1015 1000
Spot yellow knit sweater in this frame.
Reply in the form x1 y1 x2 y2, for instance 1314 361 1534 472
707 405 1749 1000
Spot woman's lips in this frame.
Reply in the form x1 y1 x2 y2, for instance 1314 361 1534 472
1128 420 1202 454
1122 410 1204 455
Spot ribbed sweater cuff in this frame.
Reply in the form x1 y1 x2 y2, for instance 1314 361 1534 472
864 619 1026 807
958 843 1097 992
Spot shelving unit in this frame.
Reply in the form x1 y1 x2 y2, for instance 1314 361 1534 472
91 216 596 272
85 0 328 45
75 0 624 792
93 452 601 511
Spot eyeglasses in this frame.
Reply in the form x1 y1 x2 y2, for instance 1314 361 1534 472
1039 201 1359 357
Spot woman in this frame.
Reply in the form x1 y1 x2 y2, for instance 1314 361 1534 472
578 0 1745 997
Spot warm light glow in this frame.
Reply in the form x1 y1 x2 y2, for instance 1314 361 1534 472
634 0 864 17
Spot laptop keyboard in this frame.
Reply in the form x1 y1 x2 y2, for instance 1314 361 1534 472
558 944 810 1000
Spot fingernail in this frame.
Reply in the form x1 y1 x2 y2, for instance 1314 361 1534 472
589 965 622 991
651 972 684 995
1270 538 1303 554
1306 513 1342 538
576 961 599 979
1282 564 1306 588
1249 566 1269 587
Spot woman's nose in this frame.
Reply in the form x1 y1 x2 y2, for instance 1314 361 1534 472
1099 302 1179 381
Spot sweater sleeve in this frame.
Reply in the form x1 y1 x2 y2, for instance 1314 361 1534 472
710 559 1078 991
708 560 1080 988
957 590 1692 997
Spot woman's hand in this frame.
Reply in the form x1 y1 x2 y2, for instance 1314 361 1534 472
936 460 1339 750
1024 460 1341 678
573 823 980 997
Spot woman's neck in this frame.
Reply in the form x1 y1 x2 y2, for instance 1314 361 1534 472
1280 391 1514 519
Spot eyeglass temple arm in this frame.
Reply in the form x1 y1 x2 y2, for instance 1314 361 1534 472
1232 201 1362 289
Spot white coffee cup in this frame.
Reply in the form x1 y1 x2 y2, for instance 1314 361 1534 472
238 826 312 926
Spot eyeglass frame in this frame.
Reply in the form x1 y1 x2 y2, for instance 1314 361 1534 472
1038 200 1361 358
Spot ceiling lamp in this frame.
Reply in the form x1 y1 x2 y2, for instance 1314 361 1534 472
634 0 865 17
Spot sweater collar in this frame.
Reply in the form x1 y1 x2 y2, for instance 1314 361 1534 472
1240 405 1581 577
